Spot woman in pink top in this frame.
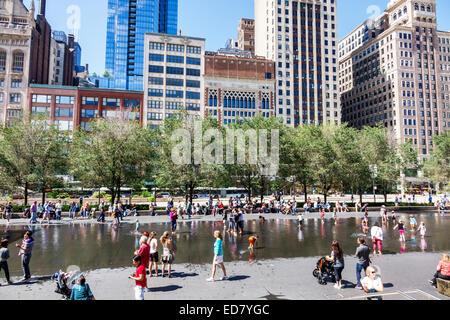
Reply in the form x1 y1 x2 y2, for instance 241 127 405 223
430 253 450 287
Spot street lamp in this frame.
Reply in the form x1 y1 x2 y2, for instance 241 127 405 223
370 165 378 204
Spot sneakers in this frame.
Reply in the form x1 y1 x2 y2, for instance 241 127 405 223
334 284 342 289
355 286 363 290
206 277 215 282
221 276 229 281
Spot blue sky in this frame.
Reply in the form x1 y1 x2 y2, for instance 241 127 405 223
23 0 450 74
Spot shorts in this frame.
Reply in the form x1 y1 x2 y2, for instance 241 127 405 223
399 230 405 235
161 254 174 264
135 286 145 300
150 252 159 263
213 255 224 265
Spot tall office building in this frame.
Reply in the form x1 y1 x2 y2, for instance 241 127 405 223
339 0 450 158
143 33 204 128
255 0 339 127
105 0 178 91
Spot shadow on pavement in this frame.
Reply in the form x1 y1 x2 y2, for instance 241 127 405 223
228 275 250 281
148 285 182 292
170 272 198 279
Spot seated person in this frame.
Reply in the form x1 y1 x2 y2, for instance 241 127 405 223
70 275 95 300
361 266 384 300
430 253 450 287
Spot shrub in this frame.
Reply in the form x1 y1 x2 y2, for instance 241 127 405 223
141 190 151 198
148 196 155 203
92 191 107 199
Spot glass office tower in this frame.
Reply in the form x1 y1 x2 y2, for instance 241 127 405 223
105 0 178 90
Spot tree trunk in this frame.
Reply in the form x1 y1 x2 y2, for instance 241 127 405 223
110 187 116 206
359 192 363 204
24 181 28 206
117 184 121 203
303 183 308 203
98 187 101 206
42 187 46 204
189 183 194 205
260 176 265 203
324 193 327 203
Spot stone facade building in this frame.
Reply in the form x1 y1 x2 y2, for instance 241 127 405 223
339 0 450 158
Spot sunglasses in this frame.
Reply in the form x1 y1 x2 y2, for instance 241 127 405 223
371 271 376 274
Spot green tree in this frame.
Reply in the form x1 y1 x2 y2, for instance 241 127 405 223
0 115 69 205
70 119 155 205
424 131 450 192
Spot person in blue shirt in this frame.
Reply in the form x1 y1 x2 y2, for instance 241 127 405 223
70 275 95 300
206 231 228 282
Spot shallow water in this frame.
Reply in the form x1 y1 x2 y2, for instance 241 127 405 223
1 213 449 277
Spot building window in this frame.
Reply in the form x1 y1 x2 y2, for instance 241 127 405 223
186 57 201 65
166 78 184 86
186 80 200 88
54 107 73 118
148 100 163 109
12 51 24 72
149 65 164 73
54 120 73 131
32 94 51 103
148 77 164 85
102 110 120 119
166 55 184 63
124 99 140 108
81 109 98 118
31 106 50 115
186 68 200 76
149 53 164 62
187 46 201 54
166 66 184 75
80 121 93 131
9 93 21 103
148 89 163 97
147 112 163 121
149 42 165 50
0 51 6 71
10 79 22 88
102 98 120 107
186 91 200 100
55 96 74 104
167 44 185 52
166 90 183 98
81 97 98 105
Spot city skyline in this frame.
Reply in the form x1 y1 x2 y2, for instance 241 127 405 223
21 0 450 75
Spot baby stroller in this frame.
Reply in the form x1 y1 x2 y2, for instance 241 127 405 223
51 269 83 300
312 257 336 285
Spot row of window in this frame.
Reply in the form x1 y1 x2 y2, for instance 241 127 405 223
31 95 140 107
148 89 201 99
0 50 24 72
149 42 202 54
148 65 201 76
149 54 201 65
149 77 200 87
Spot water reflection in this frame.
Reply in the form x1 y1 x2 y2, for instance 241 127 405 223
0 213 449 277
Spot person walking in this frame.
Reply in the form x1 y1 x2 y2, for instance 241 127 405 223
30 201 38 224
134 235 150 273
16 231 34 281
169 208 178 234
0 239 12 285
55 201 62 221
148 232 159 277
370 222 383 255
327 240 345 290
129 255 147 300
355 238 371 290
160 231 175 278
97 202 105 223
206 230 228 282
3 202 13 224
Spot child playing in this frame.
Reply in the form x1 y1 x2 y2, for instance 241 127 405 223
320 208 325 224
409 215 417 230
298 213 304 228
391 210 396 222
417 222 427 238
248 235 258 250
135 219 141 233
393 220 406 242
129 255 147 300
0 239 12 285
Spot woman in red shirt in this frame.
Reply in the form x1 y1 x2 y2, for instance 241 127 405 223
129 255 147 300
430 253 450 287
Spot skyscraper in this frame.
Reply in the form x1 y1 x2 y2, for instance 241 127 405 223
105 0 178 91
255 0 340 127
339 0 449 158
